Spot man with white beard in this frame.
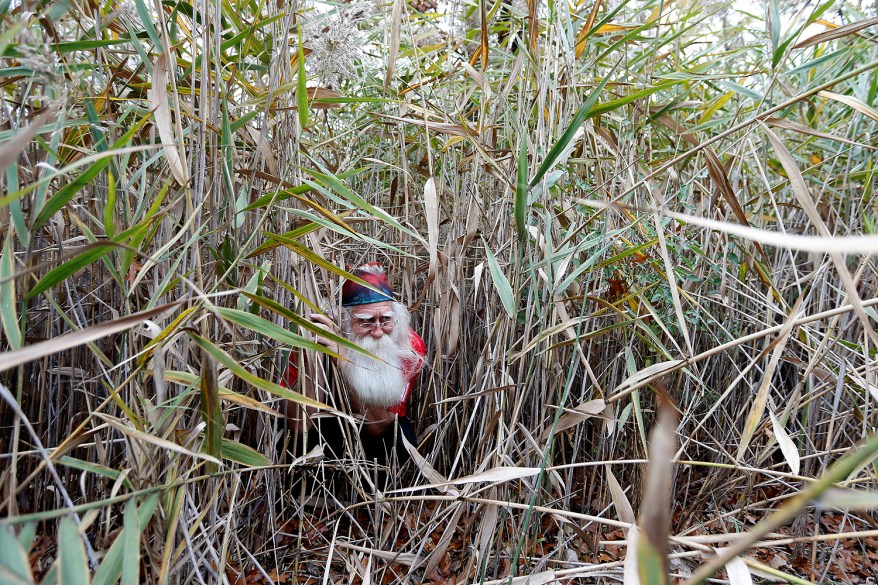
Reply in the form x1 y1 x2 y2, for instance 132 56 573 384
282 263 426 465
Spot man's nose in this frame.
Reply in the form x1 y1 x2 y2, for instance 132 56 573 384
369 327 385 338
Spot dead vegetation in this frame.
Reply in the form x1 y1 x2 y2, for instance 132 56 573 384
2 0 878 583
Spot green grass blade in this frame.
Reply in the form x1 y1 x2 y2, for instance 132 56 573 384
529 71 614 188
769 0 780 61
15 524 37 553
555 238 616 294
0 238 21 349
27 206 158 300
53 39 131 52
483 242 516 318
242 168 361 213
215 306 342 358
774 20 807 70
186 332 332 410
302 167 419 239
0 525 34 583
689 430 878 582
220 94 235 206
103 169 116 237
808 0 836 23
263 232 391 299
26 243 118 300
6 148 26 247
32 115 150 231
274 207 411 257
221 438 272 467
715 79 764 102
58 517 89 585
92 495 158 585
515 134 528 241
131 0 161 48
297 26 308 128
783 47 848 77
120 15 152 74
57 457 121 482
592 80 683 119
0 565 33 585
234 295 376 359
120 499 139 585
229 110 259 134
199 352 223 473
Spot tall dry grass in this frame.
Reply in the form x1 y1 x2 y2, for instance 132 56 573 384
2 0 878 583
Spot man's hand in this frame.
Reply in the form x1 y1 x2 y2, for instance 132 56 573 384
309 313 340 353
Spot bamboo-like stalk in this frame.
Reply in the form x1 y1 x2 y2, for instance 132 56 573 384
1 1 877 583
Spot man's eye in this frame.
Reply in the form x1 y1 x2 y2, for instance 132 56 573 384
379 317 393 324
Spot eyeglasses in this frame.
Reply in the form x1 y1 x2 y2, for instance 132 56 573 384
351 315 397 331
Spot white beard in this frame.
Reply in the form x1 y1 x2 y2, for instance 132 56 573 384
338 334 409 407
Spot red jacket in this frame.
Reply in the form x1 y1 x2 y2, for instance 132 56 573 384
282 329 427 417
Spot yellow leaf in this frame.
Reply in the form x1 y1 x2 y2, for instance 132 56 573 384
574 0 603 58
593 23 638 35
646 0 674 23
814 18 840 29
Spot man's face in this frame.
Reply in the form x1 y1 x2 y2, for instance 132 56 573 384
346 301 396 340
339 300 407 407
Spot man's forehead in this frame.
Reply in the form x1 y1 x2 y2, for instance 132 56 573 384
350 302 394 319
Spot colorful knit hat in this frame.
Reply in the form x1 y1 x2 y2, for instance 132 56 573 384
341 262 395 307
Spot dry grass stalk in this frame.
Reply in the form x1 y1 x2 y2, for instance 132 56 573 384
2 2 878 584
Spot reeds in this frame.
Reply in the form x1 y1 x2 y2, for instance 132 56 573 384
2 0 878 582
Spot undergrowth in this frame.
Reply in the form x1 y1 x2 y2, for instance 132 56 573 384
2 0 878 583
